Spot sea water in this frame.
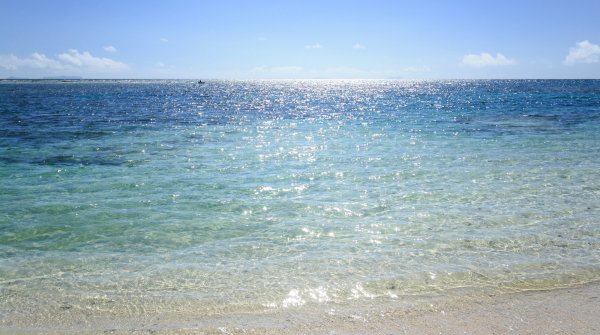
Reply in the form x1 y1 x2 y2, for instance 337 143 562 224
1 80 600 327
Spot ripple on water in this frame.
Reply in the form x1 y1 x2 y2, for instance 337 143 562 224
1 80 600 326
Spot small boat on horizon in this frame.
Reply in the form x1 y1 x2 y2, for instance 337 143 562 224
197 80 205 84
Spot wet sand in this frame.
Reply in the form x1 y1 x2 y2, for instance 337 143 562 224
2 282 599 334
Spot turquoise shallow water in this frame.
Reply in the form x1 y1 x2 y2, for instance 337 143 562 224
1 80 600 322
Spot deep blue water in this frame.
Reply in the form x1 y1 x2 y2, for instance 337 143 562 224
1 79 600 323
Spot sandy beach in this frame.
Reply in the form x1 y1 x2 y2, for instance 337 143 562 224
1 281 598 334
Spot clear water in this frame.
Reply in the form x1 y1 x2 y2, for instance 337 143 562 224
1 80 600 323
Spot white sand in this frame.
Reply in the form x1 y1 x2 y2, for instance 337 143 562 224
2 282 599 334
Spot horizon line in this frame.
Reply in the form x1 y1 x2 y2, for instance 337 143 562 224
3 77 600 81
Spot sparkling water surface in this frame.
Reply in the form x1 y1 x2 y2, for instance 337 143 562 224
1 80 600 321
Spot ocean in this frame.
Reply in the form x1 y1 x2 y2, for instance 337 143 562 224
1 79 600 329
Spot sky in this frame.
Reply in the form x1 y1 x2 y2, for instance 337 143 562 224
1 0 599 79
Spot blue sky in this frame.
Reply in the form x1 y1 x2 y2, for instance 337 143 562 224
1 0 599 79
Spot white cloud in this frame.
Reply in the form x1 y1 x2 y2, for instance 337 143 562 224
103 45 117 53
0 53 63 70
461 53 516 67
0 49 128 72
305 43 322 49
353 43 365 49
251 66 303 74
320 67 394 78
160 37 169 43
403 66 431 72
57 49 128 71
564 40 600 65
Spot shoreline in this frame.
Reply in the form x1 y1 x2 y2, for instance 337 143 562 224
2 281 599 334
